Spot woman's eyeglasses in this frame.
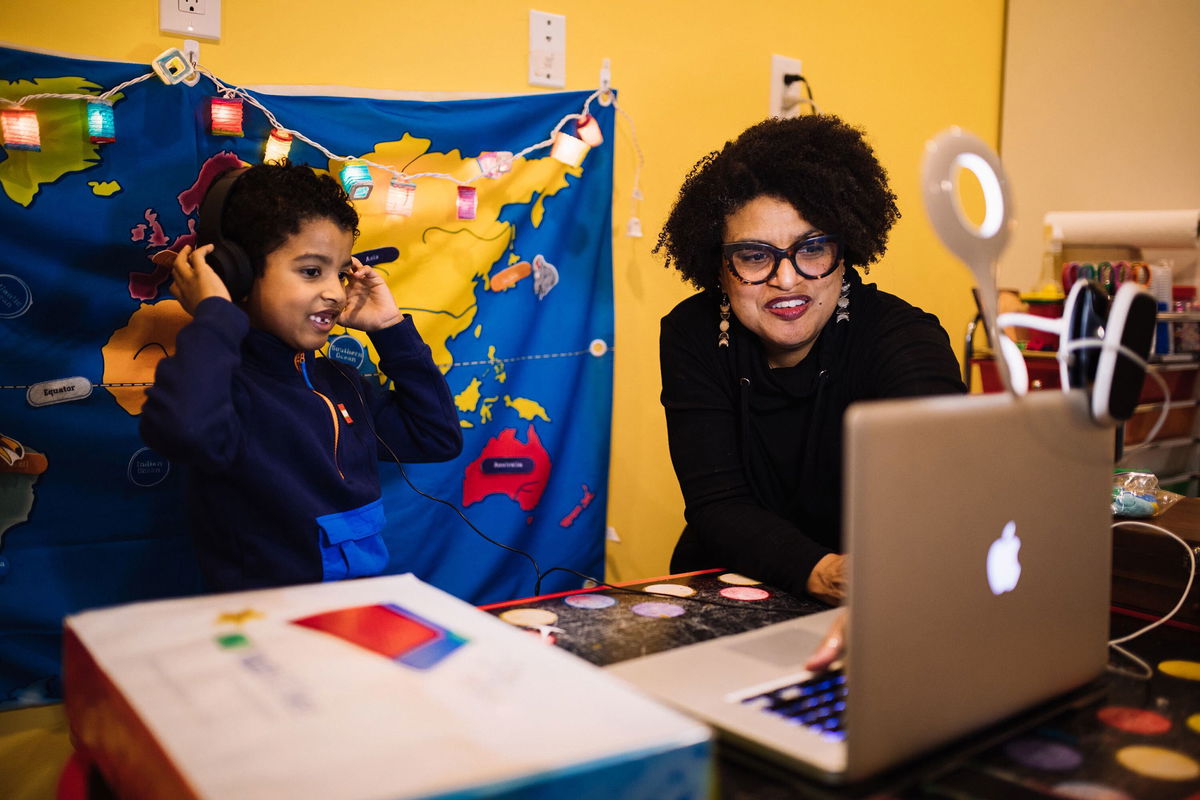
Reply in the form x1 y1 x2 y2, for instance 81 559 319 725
721 235 841 284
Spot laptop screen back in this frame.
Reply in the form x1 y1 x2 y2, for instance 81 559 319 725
841 389 1112 780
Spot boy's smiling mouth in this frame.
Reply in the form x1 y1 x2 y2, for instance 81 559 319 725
308 309 339 331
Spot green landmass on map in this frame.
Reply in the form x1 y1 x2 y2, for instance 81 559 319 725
0 78 123 207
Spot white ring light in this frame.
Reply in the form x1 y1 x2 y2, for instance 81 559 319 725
921 127 1013 268
921 127 1016 393
953 152 1005 239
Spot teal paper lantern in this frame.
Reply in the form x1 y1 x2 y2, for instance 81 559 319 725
86 99 115 144
339 160 374 200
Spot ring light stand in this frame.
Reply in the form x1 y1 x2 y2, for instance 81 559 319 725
921 127 1156 425
921 127 1021 394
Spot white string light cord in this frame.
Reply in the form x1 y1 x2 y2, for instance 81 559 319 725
197 65 613 185
612 102 645 236
0 71 157 106
1 60 640 202
1106 519 1197 680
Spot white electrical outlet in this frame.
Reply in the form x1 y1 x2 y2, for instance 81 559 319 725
769 54 803 118
160 0 221 41
529 10 566 88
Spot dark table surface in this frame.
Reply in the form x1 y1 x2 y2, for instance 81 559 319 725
483 568 1200 799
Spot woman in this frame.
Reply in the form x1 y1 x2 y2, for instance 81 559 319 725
655 115 965 606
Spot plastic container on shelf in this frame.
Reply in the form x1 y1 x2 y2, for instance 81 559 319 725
1021 298 1064 351
1150 261 1174 354
1171 285 1200 354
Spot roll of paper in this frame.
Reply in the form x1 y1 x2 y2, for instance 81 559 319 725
1044 209 1199 249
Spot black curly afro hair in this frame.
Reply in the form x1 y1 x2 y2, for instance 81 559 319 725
654 115 900 292
221 159 360 275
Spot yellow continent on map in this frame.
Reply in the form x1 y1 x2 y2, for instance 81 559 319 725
88 181 121 196
324 134 579 377
455 377 483 413
102 301 192 414
455 380 548 425
504 395 550 422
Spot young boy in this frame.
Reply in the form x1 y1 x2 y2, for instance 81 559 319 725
140 162 462 593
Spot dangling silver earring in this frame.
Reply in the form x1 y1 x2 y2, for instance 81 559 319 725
718 294 731 347
835 279 851 323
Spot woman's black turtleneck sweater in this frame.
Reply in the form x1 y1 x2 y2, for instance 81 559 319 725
659 270 965 597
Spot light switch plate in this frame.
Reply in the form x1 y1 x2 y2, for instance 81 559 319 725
160 0 221 41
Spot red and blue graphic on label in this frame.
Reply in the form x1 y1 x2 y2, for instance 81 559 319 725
291 603 467 670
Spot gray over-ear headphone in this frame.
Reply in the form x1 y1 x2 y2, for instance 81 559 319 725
195 166 254 301
998 279 1157 425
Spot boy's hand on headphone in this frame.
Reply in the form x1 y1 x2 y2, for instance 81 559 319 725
171 244 230 315
339 257 402 332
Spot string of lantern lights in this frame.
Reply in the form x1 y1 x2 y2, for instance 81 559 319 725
0 47 644 234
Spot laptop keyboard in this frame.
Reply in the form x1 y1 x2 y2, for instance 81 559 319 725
738 671 847 742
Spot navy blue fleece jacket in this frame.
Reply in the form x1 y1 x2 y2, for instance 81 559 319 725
140 297 462 592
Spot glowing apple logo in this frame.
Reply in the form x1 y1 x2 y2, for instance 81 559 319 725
986 520 1022 595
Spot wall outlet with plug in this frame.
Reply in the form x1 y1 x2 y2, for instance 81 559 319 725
160 0 221 41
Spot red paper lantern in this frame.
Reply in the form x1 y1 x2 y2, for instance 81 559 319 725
2 107 41 151
210 97 244 137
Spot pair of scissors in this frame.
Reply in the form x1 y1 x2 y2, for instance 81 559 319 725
1097 260 1151 295
1061 261 1096 292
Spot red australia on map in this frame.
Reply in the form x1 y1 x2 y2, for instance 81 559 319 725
462 425 552 511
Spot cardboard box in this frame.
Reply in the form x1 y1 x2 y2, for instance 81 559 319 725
64 574 711 799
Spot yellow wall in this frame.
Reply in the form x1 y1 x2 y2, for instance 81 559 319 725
4 0 1004 587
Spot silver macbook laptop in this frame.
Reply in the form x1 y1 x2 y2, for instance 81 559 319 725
607 389 1113 783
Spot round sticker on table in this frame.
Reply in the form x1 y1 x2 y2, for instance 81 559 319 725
1097 706 1171 735
1158 660 1200 681
127 447 170 487
631 601 685 618
1004 737 1083 771
326 334 365 369
499 608 558 627
643 583 695 598
1115 745 1200 781
0 274 32 319
720 586 770 601
564 593 616 609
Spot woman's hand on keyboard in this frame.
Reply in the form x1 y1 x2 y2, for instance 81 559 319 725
805 611 847 672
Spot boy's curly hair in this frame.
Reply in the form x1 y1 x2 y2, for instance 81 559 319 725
222 160 360 274
654 115 900 292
